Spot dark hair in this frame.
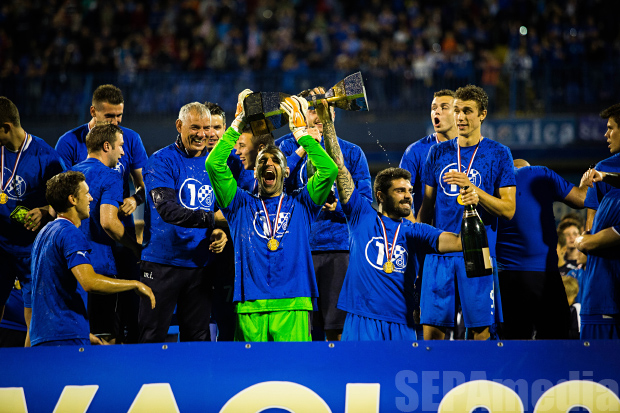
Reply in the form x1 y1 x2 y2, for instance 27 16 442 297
557 220 582 238
560 212 585 229
600 103 620 128
256 144 287 169
434 89 455 98
557 231 567 247
46 171 85 213
92 84 124 109
85 123 122 153
455 85 488 113
0 96 21 127
373 167 411 200
204 102 226 125
252 132 275 148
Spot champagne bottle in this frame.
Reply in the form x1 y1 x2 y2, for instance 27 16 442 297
460 202 493 278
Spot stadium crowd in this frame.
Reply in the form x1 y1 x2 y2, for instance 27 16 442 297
1 0 618 115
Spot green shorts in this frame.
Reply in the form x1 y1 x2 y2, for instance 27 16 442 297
235 310 311 342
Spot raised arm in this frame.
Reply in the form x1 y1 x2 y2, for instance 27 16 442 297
312 88 355 205
205 89 252 208
280 96 337 205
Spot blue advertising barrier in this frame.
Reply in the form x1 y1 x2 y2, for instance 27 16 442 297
1 340 619 412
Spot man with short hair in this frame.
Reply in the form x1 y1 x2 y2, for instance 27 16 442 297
0 96 64 347
584 103 620 231
278 87 372 341
400 89 457 221
205 91 338 342
418 85 516 340
139 102 227 343
71 123 142 342
56 84 148 342
557 220 583 276
496 159 588 339
30 171 155 347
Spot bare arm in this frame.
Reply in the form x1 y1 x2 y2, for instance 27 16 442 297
442 171 516 220
100 204 141 257
72 264 155 309
119 168 145 216
417 185 437 225
586 208 596 232
575 228 620 254
314 89 355 205
436 232 462 253
563 170 589 209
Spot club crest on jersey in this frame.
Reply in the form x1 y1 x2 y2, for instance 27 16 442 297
179 178 213 210
253 211 290 240
3 168 27 200
365 236 408 273
114 161 125 176
438 163 482 196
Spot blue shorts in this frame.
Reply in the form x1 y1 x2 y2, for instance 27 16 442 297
34 338 90 347
420 254 502 328
581 314 620 340
341 313 417 341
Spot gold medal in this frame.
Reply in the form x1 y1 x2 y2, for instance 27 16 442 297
383 261 394 274
0 192 7 204
267 238 279 251
457 194 465 205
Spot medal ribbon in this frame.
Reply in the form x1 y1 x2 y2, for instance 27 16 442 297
260 194 284 240
457 139 480 179
1 132 30 193
378 214 402 266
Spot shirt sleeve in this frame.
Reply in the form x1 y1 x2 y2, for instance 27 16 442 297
302 135 338 205
129 132 149 171
204 127 240 208
100 170 124 207
348 144 372 202
543 166 574 201
62 227 92 269
408 222 443 253
340 187 371 228
54 134 74 171
399 144 418 186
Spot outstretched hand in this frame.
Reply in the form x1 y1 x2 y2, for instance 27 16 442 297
209 228 228 253
280 96 309 141
231 89 253 133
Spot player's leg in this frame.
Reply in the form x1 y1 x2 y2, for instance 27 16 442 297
176 266 212 342
498 269 539 339
580 314 620 340
456 257 496 340
235 311 269 342
138 261 183 343
269 310 311 342
13 252 33 347
535 270 570 339
420 255 456 340
210 240 236 341
313 251 348 341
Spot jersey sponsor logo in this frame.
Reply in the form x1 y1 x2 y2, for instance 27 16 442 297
364 236 408 273
76 251 88 258
179 178 213 210
252 211 291 240
3 168 27 200
438 163 482 197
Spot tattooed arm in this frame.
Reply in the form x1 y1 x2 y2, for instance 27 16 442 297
313 87 356 204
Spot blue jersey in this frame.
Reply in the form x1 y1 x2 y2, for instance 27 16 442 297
222 186 322 302
30 219 92 346
337 189 442 324
71 158 124 276
497 166 573 271
56 124 148 200
584 153 620 211
400 134 442 216
580 189 620 316
142 143 216 268
0 286 26 332
279 132 372 251
422 137 515 257
0 134 64 255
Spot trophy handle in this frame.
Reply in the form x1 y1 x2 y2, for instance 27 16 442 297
243 72 369 135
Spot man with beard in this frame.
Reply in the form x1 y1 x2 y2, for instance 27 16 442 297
138 102 228 343
400 89 457 221
306 95 463 340
205 91 337 342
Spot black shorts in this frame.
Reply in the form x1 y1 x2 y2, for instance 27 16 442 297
312 251 348 330
498 269 570 339
138 261 213 343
